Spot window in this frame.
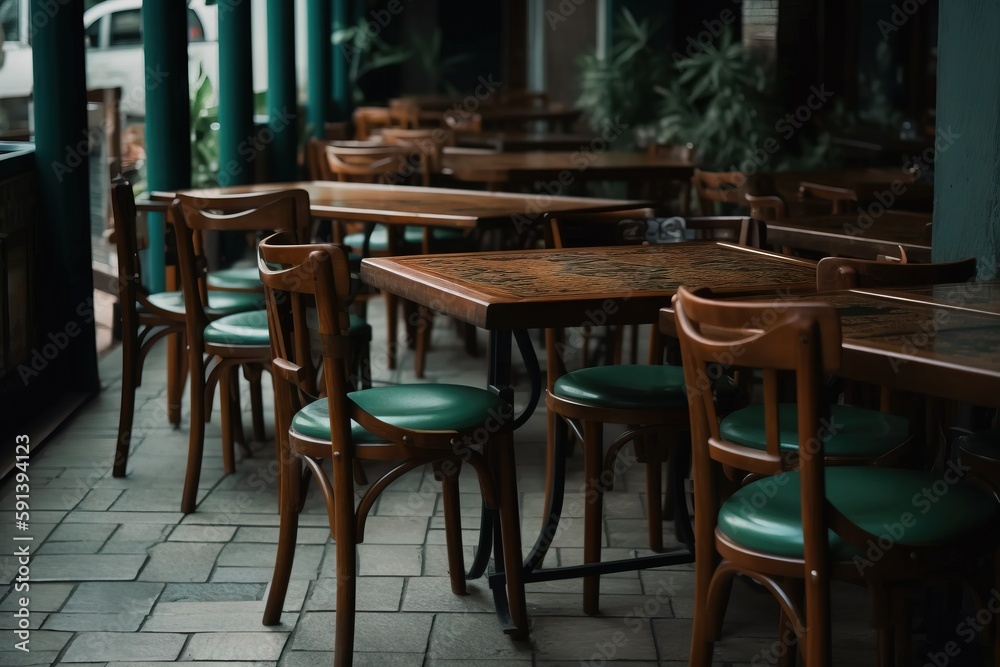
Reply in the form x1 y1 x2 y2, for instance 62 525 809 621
187 9 206 43
109 9 142 47
0 0 19 43
84 17 102 49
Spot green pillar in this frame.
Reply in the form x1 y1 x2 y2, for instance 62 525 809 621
30 0 97 390
932 1 1000 279
218 0 255 187
143 0 191 292
267 0 298 181
307 0 333 140
332 0 352 120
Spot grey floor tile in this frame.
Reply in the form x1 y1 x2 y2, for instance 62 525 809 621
426 612 532 661
43 612 146 632
181 632 289 660
61 632 187 662
0 629 73 652
168 524 238 542
138 542 224 582
357 544 422 577
63 581 164 614
0 583 74 612
160 582 265 603
290 611 433 653
3 651 61 666
304 577 404 612
31 555 146 582
281 653 422 667
400 577 495 613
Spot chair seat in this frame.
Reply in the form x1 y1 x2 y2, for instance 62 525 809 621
344 225 464 253
204 310 270 346
958 429 1000 461
552 364 687 410
144 290 265 316
291 384 507 444
718 467 997 561
207 266 262 290
719 404 909 458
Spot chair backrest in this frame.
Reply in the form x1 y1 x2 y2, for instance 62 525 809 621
500 90 548 107
443 111 482 132
324 122 350 140
352 106 393 140
744 193 787 222
546 212 767 250
169 190 311 336
110 175 169 318
257 232 355 453
322 144 417 184
646 141 695 162
798 181 858 215
388 98 421 128
673 286 843 645
380 128 454 184
691 169 751 215
816 256 977 291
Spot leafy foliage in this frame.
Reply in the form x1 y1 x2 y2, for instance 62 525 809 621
190 64 219 189
333 19 414 105
576 9 668 150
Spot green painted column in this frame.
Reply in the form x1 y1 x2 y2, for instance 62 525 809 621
267 0 298 181
933 1 1000 279
30 0 97 389
143 0 191 292
332 0 352 121
307 0 333 139
218 0 255 186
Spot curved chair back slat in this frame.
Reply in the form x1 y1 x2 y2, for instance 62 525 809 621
816 256 977 291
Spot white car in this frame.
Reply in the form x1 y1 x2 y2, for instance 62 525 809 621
0 0 271 122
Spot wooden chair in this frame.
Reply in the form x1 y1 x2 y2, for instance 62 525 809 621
500 90 548 106
798 181 859 215
352 106 393 140
380 127 455 186
257 233 527 663
816 256 977 292
388 98 421 128
673 285 999 666
324 121 350 140
168 190 312 513
692 169 751 215
443 110 482 133
542 213 768 613
744 193 787 222
646 142 695 214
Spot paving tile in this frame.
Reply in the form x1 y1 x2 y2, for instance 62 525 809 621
43 611 146 631
138 542 223 582
210 567 276 583
234 526 329 544
160 582 265 603
115 664 273 667
373 491 437 517
304 577 404 612
167 524 237 542
61 632 187 662
181 632 289 660
357 544 422 577
35 540 106 555
360 516 429 544
63 582 164 614
290 611 433 653
0 611 46 629
0 629 72 652
47 522 118 543
63 511 184 525
142 603 296 632
400 577 495 613
426 612 533 660
280 653 422 667
2 650 61 666
30 555 146 582
531 614 658 662
0 583 74 612
75 488 124 511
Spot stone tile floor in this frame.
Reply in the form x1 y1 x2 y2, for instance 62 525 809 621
0 296 975 666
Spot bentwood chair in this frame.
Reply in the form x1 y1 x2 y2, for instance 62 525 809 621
257 233 527 665
169 190 311 513
352 106 393 140
646 142 695 213
798 181 859 215
542 213 768 614
816 256 977 292
744 193 787 222
110 176 268 478
673 286 1000 667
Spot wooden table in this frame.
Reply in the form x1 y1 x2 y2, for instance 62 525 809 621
442 151 696 189
149 180 649 230
659 281 1000 409
361 243 817 633
454 131 599 152
766 211 932 261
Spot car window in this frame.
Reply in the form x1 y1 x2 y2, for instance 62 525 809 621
0 0 19 42
84 16 102 49
188 9 206 43
109 9 142 47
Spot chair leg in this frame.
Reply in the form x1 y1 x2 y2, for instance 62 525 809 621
435 460 467 595
385 292 398 370
644 452 664 553
166 331 185 427
332 456 358 667
415 306 433 379
246 364 267 443
263 448 300 625
495 426 528 639
220 366 236 475
115 326 139 478
582 419 604 615
182 349 207 514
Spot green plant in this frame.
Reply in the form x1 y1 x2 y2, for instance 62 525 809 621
576 9 668 149
333 19 413 105
190 64 220 189
409 29 474 95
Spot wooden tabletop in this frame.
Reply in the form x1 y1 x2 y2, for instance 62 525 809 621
148 180 648 229
361 243 817 330
659 285 1000 408
454 132 599 152
766 211 932 261
852 281 1000 317
442 151 696 185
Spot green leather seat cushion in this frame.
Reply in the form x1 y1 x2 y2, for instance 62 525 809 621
959 429 1000 460
291 384 507 444
204 310 270 346
552 364 687 410
207 266 263 290
145 290 265 315
344 225 464 252
718 466 997 561
719 404 909 458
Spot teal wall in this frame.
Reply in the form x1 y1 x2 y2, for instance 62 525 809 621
933 0 1000 278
